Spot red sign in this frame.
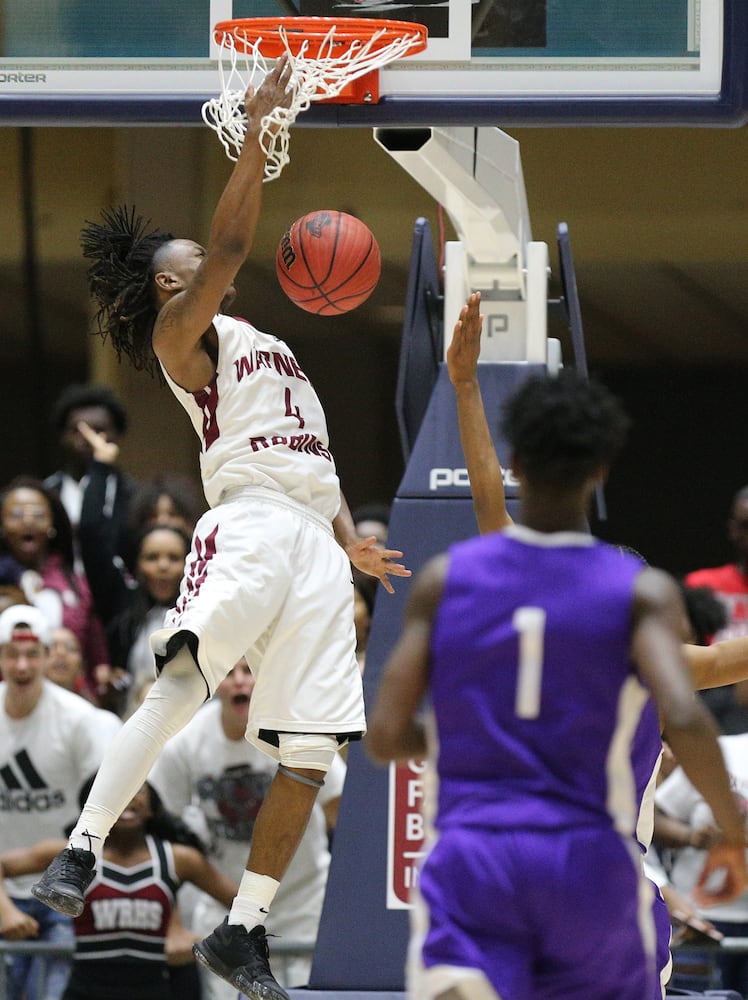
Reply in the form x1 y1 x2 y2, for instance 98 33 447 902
387 758 427 909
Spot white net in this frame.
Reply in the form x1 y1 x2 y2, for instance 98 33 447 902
202 21 426 182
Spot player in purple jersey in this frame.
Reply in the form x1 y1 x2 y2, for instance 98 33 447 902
367 361 746 1000
30 58 410 1000
443 291 748 997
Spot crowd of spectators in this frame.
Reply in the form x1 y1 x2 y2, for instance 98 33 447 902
0 380 391 999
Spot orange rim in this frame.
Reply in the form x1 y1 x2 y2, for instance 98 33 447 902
213 16 429 57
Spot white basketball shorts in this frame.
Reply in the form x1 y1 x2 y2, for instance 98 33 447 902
150 486 365 759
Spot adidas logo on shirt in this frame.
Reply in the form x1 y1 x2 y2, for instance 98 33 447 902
0 750 66 812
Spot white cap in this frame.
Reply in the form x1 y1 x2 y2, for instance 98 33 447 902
0 605 52 647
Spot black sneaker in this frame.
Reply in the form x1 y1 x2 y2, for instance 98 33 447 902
30 848 96 917
193 919 289 1000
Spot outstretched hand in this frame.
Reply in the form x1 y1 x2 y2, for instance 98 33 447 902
347 536 412 595
447 291 483 387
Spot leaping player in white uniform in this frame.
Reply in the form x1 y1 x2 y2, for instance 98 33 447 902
31 56 410 1000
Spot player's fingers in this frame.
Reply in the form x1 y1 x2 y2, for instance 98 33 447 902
274 55 295 95
253 55 292 103
385 563 412 578
269 53 290 78
350 535 379 553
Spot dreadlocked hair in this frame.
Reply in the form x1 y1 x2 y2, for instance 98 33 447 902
81 205 174 377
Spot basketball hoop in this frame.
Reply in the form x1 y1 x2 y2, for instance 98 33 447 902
202 17 428 182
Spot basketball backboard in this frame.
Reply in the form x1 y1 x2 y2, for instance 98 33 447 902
0 0 746 125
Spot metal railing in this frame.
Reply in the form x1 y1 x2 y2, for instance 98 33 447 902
0 938 315 999
0 940 74 1000
670 935 748 994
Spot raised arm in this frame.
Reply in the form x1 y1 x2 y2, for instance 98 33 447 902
152 57 294 390
447 292 512 534
630 567 746 905
77 420 130 625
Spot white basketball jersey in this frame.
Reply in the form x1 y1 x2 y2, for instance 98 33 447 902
161 315 341 519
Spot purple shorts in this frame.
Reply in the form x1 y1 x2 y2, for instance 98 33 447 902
412 825 656 1000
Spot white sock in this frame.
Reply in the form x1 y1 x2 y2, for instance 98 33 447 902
68 807 115 862
68 653 207 863
228 870 280 931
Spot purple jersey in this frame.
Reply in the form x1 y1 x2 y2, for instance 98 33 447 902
413 524 659 999
429 524 657 837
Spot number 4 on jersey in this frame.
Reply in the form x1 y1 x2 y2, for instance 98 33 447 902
285 387 305 429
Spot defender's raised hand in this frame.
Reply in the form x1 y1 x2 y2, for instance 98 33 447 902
447 291 483 387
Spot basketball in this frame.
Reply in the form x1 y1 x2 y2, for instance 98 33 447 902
275 210 381 315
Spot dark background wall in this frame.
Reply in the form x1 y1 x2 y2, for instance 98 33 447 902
593 365 743 575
